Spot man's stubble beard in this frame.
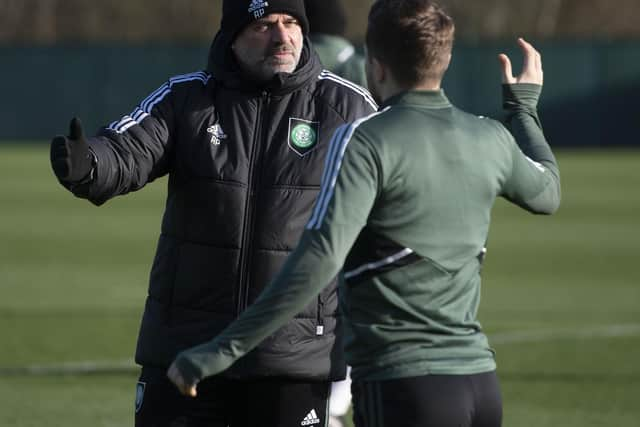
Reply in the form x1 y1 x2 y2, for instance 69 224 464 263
253 43 301 81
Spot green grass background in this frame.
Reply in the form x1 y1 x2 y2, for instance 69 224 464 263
1 145 639 426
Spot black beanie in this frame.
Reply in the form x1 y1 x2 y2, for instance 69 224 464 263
221 0 309 42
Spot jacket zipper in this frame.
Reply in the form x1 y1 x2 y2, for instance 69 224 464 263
236 91 271 315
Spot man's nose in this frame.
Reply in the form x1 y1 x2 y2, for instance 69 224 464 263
270 22 288 42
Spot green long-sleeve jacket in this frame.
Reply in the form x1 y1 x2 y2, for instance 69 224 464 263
174 84 561 383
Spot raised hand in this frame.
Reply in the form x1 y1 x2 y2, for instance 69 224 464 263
498 38 543 85
50 117 93 182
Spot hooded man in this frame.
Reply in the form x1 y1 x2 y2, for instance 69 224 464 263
49 1 377 425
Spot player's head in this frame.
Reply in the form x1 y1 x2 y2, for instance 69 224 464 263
304 0 348 36
221 0 309 81
365 0 455 99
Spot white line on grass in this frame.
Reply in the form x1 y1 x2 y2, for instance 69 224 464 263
491 323 640 344
2 324 640 376
0 358 137 376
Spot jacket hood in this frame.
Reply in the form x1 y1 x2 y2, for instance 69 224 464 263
206 31 322 96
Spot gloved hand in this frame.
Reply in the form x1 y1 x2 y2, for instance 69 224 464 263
50 117 94 183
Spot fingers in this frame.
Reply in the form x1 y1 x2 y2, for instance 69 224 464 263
167 363 198 398
51 118 92 182
175 381 197 397
518 38 534 76
519 37 542 70
186 385 198 398
517 37 543 85
50 135 68 151
167 364 184 391
498 53 514 84
500 38 543 85
68 117 85 141
50 136 70 163
50 135 71 180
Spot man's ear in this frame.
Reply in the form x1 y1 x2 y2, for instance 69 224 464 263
442 52 452 73
371 56 386 84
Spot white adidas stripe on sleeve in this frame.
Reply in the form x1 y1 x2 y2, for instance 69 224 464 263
317 70 378 111
107 71 210 134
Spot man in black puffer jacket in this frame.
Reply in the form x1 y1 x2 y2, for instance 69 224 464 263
49 1 377 425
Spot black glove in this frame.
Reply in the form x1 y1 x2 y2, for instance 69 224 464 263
50 117 94 183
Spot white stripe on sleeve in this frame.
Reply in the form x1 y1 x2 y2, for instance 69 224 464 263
318 70 378 111
107 71 210 134
306 109 386 229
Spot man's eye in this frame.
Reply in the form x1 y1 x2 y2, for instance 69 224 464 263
254 24 269 32
284 20 299 27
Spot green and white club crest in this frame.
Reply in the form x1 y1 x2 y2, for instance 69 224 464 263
288 118 319 156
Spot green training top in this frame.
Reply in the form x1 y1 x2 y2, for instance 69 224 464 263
174 84 561 383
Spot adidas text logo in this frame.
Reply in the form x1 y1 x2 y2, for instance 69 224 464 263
301 409 321 426
248 0 269 18
207 124 227 146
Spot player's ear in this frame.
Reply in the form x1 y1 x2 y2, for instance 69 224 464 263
443 52 452 73
368 55 386 84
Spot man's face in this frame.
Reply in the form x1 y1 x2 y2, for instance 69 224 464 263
232 13 303 81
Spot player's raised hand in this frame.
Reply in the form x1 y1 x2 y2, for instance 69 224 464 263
167 361 198 398
50 117 93 182
498 37 543 85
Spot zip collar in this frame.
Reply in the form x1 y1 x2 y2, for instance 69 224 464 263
381 89 452 110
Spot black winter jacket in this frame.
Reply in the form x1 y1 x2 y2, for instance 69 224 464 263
76 34 377 380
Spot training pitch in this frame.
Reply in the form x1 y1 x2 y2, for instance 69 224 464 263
0 145 639 427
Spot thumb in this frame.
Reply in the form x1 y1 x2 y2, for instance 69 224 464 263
498 54 514 84
187 385 198 398
68 117 85 141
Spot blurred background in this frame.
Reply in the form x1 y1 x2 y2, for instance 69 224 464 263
0 1 639 426
1 0 639 145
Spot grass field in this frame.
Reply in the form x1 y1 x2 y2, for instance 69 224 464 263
1 144 639 426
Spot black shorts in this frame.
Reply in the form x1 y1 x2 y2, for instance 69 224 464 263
135 366 331 427
351 371 502 427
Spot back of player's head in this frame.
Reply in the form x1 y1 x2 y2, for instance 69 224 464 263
366 0 455 86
